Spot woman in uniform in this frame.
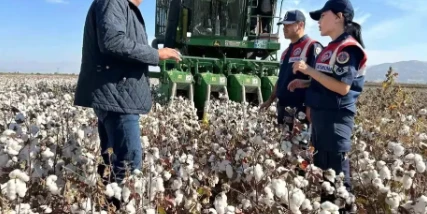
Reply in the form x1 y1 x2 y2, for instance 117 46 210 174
291 0 367 207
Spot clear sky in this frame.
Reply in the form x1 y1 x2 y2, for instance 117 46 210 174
0 0 426 73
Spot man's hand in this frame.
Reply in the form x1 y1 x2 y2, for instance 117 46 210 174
259 99 273 111
292 60 310 75
287 79 309 92
158 48 182 62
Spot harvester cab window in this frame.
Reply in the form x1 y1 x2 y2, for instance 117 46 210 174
193 0 240 37
250 0 274 35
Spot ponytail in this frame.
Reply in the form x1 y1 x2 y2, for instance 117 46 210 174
345 21 365 48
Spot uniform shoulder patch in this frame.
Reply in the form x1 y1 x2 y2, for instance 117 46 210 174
336 51 350 64
315 46 322 55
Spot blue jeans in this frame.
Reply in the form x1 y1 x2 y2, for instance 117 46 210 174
94 109 142 183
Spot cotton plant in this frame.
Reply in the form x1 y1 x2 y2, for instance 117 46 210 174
0 76 426 213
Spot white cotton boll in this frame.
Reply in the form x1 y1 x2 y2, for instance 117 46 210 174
398 124 410 135
298 111 306 120
404 153 416 163
163 170 172 181
225 164 233 178
272 148 284 159
254 164 264 182
313 201 321 210
217 147 226 154
419 142 427 150
1 179 16 200
379 185 391 194
372 178 385 189
321 182 335 195
122 186 131 203
320 201 340 212
76 129 85 140
324 169 336 183
418 133 427 141
3 129 16 136
156 177 165 192
405 115 416 125
171 178 182 190
346 193 356 205
414 195 427 214
294 176 308 188
388 142 404 157
336 186 349 199
104 183 114 198
264 159 276 169
225 205 235 213
4 138 21 156
289 188 306 212
145 208 155 214
376 161 391 180
9 169 30 182
141 136 149 148
416 160 426 173
392 166 404 182
386 192 401 210
402 170 415 190
260 186 275 207
413 154 424 163
393 144 405 157
280 140 293 155
392 159 403 169
175 190 184 206
214 192 228 214
276 166 289 174
301 199 312 211
41 148 55 159
419 108 427 115
241 198 252 209
105 183 122 200
40 205 53 213
15 203 32 213
46 175 60 195
208 208 218 214
271 179 287 198
356 140 367 151
80 198 92 212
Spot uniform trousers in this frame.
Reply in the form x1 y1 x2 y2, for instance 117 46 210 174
310 107 354 192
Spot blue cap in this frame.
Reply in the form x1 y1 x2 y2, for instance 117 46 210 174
277 10 306 25
309 0 354 21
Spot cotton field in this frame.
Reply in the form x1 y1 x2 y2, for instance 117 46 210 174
0 73 426 214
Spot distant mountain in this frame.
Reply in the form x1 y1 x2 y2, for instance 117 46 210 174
366 60 427 83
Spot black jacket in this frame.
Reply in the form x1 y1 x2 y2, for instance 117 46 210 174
74 0 159 114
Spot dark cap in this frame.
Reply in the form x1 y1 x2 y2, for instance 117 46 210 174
277 10 306 25
309 0 354 21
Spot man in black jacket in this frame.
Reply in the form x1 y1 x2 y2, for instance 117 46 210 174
74 0 180 185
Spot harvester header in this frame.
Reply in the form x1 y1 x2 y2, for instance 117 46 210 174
149 0 284 119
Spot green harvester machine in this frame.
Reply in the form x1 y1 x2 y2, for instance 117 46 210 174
149 0 284 120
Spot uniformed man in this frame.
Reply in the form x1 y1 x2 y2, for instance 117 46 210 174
260 10 323 132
